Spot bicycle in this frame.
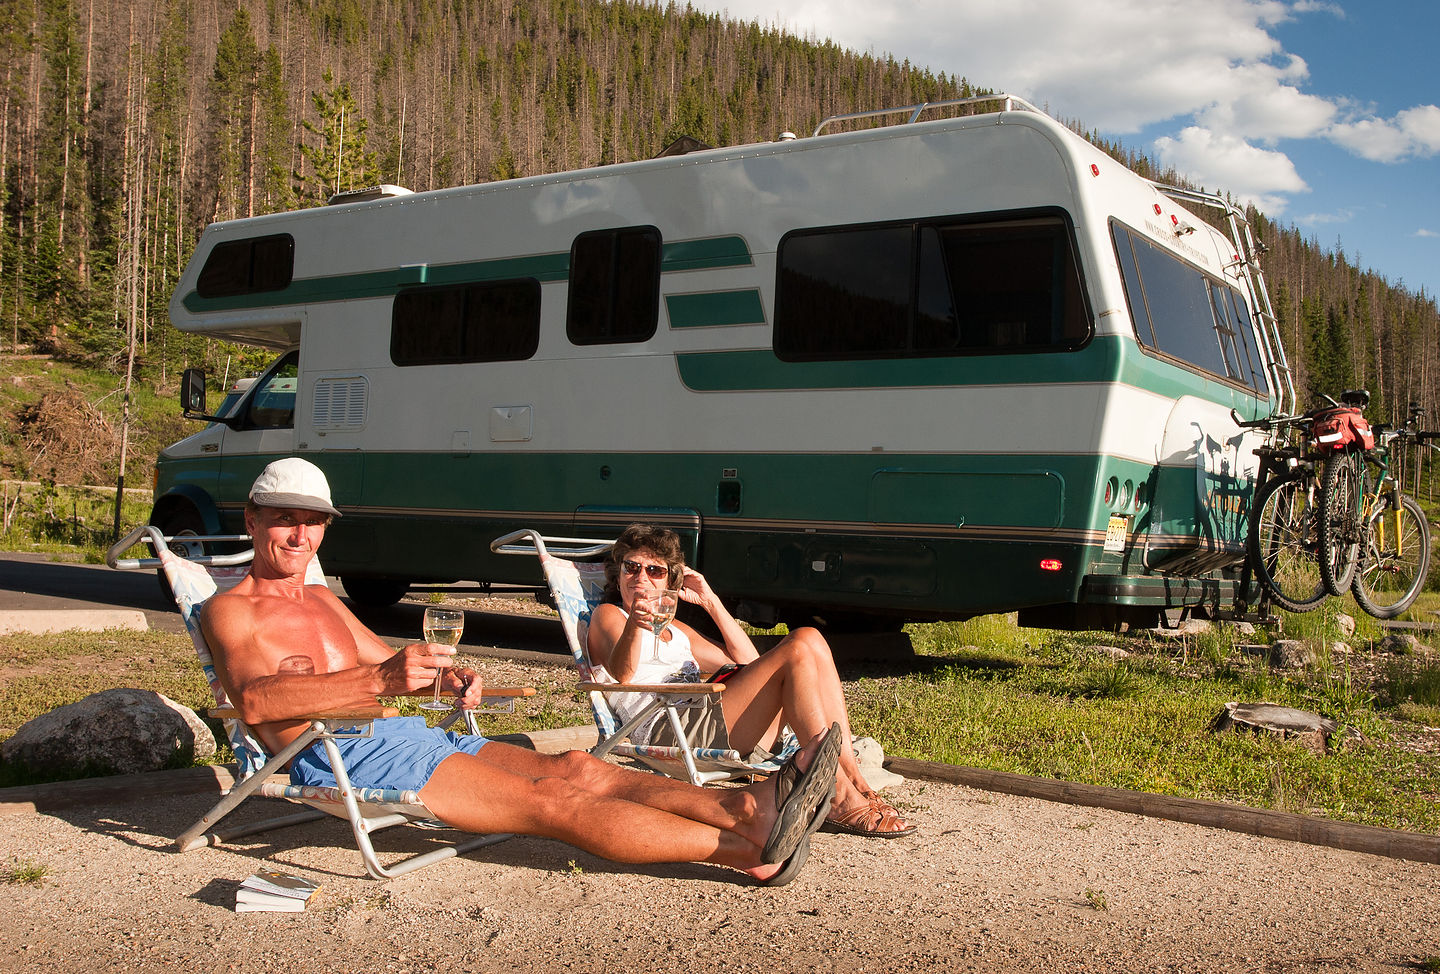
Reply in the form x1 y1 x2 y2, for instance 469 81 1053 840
1313 390 1376 596
1242 412 1328 613
1347 408 1433 618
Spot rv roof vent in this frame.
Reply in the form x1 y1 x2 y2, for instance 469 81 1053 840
778 131 797 141
326 184 414 205
655 135 713 158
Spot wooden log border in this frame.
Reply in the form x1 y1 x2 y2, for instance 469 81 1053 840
889 757 1440 865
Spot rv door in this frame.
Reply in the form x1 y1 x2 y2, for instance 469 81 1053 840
214 350 300 515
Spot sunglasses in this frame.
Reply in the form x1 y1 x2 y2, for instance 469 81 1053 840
621 560 673 580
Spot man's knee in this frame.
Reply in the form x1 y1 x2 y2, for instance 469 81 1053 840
543 747 616 789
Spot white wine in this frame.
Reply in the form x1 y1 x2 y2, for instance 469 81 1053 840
424 624 463 646
649 608 676 635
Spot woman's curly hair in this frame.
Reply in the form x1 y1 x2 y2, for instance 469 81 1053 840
604 523 684 602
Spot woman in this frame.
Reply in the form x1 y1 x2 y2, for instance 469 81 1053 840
587 523 914 839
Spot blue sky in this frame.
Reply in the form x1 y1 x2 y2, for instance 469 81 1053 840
690 0 1440 298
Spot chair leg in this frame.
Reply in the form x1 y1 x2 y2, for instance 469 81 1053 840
176 729 322 853
319 735 513 880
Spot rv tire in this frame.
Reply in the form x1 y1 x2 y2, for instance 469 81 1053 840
151 507 206 607
340 575 410 608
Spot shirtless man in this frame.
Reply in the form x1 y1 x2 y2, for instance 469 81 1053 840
200 457 839 885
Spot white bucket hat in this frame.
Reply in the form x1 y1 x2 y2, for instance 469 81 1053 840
248 457 342 518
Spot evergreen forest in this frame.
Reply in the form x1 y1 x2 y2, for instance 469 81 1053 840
2 0 1437 429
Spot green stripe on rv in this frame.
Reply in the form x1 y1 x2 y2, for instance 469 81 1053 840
676 335 1269 409
666 290 766 328
179 236 754 313
348 449 1148 534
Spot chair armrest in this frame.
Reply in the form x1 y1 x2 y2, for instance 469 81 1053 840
577 682 723 695
392 686 536 700
208 704 400 721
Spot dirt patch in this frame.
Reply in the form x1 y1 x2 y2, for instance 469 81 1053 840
0 767 1437 972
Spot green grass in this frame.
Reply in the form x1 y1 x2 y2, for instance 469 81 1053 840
841 615 1440 834
0 481 153 562
2 859 48 886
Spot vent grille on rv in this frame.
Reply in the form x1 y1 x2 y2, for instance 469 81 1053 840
312 376 369 431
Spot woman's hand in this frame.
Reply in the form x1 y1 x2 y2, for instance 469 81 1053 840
677 567 721 611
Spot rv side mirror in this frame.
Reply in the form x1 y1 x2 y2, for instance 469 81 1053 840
181 369 208 416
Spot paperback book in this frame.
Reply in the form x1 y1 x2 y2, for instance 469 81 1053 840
235 870 320 913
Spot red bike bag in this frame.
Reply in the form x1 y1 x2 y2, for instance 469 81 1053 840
1311 407 1375 451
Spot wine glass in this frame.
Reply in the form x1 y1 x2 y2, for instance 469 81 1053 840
646 589 679 663
419 607 464 711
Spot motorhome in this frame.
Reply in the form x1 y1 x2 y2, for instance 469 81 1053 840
154 95 1290 631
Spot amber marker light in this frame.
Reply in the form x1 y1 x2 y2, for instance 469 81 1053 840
1039 559 1063 572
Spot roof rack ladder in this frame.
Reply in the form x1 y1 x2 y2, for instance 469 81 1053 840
1147 183 1295 417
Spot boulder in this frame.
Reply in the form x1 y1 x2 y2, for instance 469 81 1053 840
1147 618 1213 639
1209 702 1359 755
1377 632 1426 655
1267 639 1315 669
1 688 216 777
1335 613 1357 638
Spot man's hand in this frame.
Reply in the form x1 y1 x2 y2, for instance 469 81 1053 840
450 667 485 709
378 643 456 694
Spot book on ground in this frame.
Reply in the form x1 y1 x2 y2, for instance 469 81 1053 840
235 869 320 912
236 888 307 912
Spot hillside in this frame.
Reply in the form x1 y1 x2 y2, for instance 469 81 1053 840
1 0 1438 457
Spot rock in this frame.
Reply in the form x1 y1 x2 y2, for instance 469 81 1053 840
1092 645 1131 661
1148 618 1213 638
1 689 215 777
1232 622 1257 638
1335 613 1356 638
1267 639 1314 669
1209 702 1357 755
1329 641 1352 658
1377 632 1425 655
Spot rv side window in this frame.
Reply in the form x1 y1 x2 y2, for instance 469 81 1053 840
241 351 299 430
1113 223 1263 393
390 279 541 365
196 234 294 298
566 226 661 345
774 213 1089 361
1222 285 1268 393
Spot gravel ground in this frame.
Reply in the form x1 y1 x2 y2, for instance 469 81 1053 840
0 765 1436 973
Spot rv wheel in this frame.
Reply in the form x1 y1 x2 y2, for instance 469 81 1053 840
340 575 410 607
152 507 205 606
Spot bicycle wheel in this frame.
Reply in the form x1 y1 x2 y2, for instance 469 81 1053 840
1318 452 1362 596
1352 492 1431 619
1247 472 1327 612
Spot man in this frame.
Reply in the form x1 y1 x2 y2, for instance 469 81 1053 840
200 457 839 885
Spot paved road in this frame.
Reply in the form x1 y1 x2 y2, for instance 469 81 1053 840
0 552 568 663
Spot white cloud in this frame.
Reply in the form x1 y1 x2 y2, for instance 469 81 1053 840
1327 104 1440 162
1296 209 1355 226
704 1 1318 132
1415 228 1439 239
1153 127 1308 214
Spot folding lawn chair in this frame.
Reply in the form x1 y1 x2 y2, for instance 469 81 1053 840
106 525 534 880
490 528 798 786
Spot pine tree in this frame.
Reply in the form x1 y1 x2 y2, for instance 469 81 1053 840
297 68 380 205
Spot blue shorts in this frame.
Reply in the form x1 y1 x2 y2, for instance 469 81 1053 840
289 715 490 792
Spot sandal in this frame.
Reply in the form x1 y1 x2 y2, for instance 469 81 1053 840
823 795 916 839
760 801 827 887
761 722 842 864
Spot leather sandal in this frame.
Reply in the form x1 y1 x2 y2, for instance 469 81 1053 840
822 795 916 838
